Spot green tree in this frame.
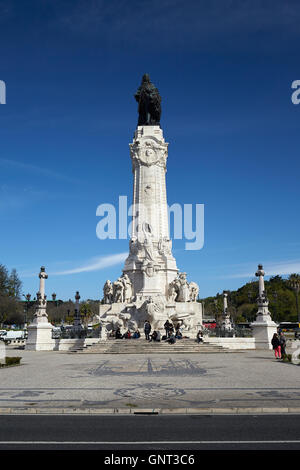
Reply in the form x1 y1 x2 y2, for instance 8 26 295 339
0 264 23 326
201 273 300 323
0 264 9 296
289 274 300 322
8 268 22 299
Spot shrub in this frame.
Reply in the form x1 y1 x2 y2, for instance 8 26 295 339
5 356 21 366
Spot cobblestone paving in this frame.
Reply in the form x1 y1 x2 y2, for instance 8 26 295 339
0 348 299 411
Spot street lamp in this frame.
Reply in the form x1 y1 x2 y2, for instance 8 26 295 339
51 292 59 324
22 293 31 327
81 305 88 326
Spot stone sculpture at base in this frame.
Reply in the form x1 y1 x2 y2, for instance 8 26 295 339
26 266 54 351
98 75 202 339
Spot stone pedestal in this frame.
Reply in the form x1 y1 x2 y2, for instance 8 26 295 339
251 320 278 350
26 319 54 351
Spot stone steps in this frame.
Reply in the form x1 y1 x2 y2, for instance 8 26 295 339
71 338 233 354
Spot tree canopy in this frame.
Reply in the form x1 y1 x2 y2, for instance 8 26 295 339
201 274 300 323
0 264 23 325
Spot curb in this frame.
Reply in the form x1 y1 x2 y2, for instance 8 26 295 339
0 407 300 415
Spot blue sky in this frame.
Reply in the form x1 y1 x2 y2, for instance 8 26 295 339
1 0 300 301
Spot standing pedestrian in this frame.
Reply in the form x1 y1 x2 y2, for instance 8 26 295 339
279 331 286 358
271 332 281 359
144 320 151 340
164 319 171 338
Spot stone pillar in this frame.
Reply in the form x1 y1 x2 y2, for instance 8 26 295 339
223 292 228 311
251 264 277 349
26 266 54 351
221 291 233 331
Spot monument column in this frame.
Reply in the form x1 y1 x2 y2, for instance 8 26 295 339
99 74 202 335
251 264 277 349
26 266 54 351
124 124 178 300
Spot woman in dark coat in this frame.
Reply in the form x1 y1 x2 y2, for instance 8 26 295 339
279 332 286 357
271 333 281 359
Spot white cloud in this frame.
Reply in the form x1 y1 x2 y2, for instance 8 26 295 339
51 252 128 276
219 260 300 279
18 252 128 279
0 158 79 184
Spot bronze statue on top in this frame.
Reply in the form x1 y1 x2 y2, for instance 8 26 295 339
135 74 161 126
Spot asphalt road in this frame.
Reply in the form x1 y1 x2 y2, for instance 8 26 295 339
0 414 300 450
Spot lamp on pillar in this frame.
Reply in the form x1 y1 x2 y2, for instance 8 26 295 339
22 293 31 328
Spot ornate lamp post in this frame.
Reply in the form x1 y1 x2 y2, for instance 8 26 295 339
73 291 82 335
22 293 31 328
81 305 88 327
51 292 59 325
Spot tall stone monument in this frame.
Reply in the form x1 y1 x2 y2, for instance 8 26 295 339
26 266 54 350
251 264 278 349
99 74 202 338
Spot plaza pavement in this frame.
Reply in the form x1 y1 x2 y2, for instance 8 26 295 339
0 346 299 414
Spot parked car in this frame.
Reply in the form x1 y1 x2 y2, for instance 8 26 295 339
1 330 27 344
294 328 300 340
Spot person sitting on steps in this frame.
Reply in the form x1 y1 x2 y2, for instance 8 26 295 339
123 329 131 339
115 328 123 339
196 330 204 344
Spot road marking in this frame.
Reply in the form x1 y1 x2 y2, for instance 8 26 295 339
0 440 300 445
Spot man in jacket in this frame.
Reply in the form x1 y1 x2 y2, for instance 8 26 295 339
144 321 151 340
